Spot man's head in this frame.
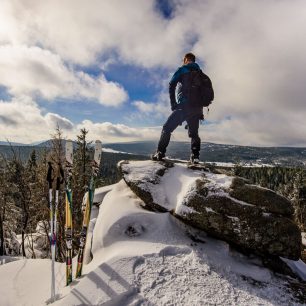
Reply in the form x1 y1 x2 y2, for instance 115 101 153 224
183 52 196 64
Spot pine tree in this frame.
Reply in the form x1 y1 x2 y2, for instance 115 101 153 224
72 129 92 241
5 148 31 257
0 162 18 255
25 149 50 258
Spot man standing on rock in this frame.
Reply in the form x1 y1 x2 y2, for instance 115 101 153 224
152 52 214 164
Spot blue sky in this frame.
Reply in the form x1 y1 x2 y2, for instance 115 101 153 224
1 0 306 146
36 62 170 127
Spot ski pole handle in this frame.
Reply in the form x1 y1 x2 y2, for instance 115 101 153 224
47 162 54 189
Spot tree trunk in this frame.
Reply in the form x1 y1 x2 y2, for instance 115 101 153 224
21 205 29 257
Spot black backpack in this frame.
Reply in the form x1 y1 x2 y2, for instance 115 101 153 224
188 70 214 107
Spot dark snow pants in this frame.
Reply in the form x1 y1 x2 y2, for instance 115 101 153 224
157 108 201 158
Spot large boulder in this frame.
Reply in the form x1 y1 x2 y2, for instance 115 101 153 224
182 177 300 260
229 177 294 216
118 160 301 260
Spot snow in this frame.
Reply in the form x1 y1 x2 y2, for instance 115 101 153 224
201 171 254 207
205 172 233 189
152 163 202 211
120 160 252 214
205 207 217 213
0 162 305 305
120 160 166 183
15 221 49 259
206 161 236 167
57 180 304 305
0 255 19 265
0 258 65 305
206 161 274 168
281 258 306 281
227 215 240 222
302 232 306 247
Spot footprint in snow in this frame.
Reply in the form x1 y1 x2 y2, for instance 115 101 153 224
125 223 146 237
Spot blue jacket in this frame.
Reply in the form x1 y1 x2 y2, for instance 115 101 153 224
169 62 201 109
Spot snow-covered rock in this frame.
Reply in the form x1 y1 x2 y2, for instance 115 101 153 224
119 160 301 260
4 230 20 256
57 178 306 305
1 161 305 306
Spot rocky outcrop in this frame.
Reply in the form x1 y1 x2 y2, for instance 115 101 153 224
182 177 300 260
229 177 294 216
118 160 301 260
119 160 173 212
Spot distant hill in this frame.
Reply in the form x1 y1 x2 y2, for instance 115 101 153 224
1 140 306 167
0 145 47 162
103 141 306 167
0 141 29 146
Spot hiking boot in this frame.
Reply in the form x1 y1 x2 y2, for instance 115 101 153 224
190 154 200 164
151 151 165 161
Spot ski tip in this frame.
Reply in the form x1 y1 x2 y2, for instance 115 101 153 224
93 140 102 166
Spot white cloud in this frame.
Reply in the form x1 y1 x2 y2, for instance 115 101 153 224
3 95 304 147
1 0 306 146
0 96 162 144
185 0 306 116
77 120 161 143
45 113 74 131
0 44 128 106
133 97 169 116
0 0 185 68
131 0 306 146
186 0 306 146
133 101 156 113
202 111 306 147
98 77 128 106
0 96 76 143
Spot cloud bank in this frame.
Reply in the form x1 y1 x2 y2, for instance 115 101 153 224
0 45 128 106
0 0 306 146
0 96 161 144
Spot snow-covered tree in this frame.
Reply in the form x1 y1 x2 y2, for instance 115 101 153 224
72 128 92 235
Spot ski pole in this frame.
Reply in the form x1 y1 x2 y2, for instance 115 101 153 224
46 162 55 303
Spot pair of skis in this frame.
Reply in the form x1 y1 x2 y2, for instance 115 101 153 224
64 140 73 286
65 140 102 285
75 141 102 278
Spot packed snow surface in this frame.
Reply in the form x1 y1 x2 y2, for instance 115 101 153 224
0 162 305 305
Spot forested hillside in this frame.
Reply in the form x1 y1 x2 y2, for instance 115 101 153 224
0 129 148 259
1 130 306 260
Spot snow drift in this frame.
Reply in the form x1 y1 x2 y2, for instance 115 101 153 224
0 161 305 305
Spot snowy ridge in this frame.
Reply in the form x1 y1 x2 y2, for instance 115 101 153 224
0 162 305 305
63 163 306 304
58 179 305 305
